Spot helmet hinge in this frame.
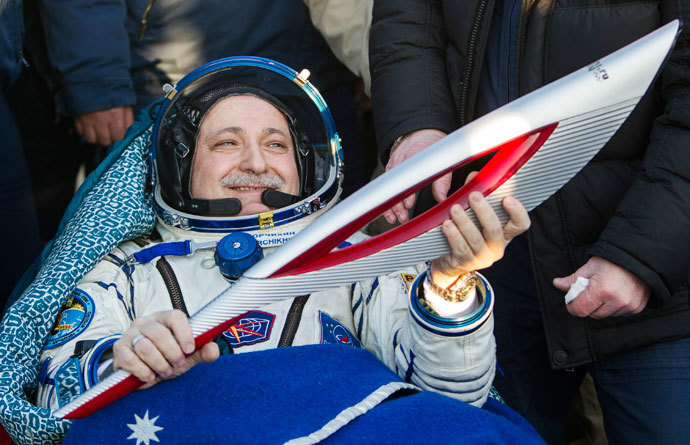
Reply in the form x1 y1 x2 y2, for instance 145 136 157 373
259 212 274 230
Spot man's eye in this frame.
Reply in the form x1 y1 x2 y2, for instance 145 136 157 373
266 142 288 151
215 140 238 147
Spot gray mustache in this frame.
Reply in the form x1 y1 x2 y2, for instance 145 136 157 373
220 173 285 189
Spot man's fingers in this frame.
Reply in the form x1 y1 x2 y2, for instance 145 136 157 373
109 106 135 142
403 192 416 210
383 209 397 224
431 172 453 202
165 342 219 378
467 192 503 250
588 301 621 319
501 197 530 240
440 211 474 268
94 120 112 147
139 377 161 390
464 171 479 185
74 119 84 136
126 310 193 376
631 295 650 314
382 129 448 225
553 275 576 292
75 107 135 147
601 292 649 318
137 322 184 370
82 122 97 145
383 200 411 224
114 309 209 385
132 335 179 377
193 342 220 365
74 114 97 144
113 338 156 383
124 106 134 127
565 289 602 317
438 195 521 275
395 203 410 223
608 305 633 318
566 280 620 318
108 115 126 143
448 202 486 255
156 310 195 355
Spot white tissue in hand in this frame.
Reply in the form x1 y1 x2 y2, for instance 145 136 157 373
564 276 589 304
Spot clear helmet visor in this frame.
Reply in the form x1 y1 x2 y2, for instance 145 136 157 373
151 57 343 232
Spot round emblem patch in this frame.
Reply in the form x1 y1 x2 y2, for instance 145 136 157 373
43 289 95 349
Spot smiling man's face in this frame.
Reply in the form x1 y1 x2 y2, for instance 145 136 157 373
190 95 300 215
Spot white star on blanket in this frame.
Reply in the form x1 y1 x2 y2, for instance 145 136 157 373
127 410 164 445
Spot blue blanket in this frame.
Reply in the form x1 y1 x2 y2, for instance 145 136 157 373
64 345 543 444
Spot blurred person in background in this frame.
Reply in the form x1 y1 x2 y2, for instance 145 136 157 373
0 0 41 312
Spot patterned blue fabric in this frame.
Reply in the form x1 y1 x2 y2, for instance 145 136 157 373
54 358 84 408
0 107 157 444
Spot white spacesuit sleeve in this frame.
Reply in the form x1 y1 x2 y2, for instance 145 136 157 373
36 244 147 409
353 266 495 407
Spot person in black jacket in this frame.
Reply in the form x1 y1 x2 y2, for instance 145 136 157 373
370 0 690 443
0 0 42 311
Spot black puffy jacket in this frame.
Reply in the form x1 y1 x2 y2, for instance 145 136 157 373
371 0 690 369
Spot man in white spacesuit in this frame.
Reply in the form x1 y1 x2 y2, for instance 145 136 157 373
36 58 530 413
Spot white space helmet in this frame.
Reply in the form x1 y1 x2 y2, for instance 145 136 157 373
151 57 343 232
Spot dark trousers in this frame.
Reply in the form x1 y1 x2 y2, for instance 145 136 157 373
486 235 690 445
0 95 41 310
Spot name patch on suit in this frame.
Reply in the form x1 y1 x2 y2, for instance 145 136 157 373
222 311 275 347
44 289 95 349
319 311 361 348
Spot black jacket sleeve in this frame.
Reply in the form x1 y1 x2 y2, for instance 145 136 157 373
370 0 458 160
591 9 690 306
0 0 23 93
37 0 135 116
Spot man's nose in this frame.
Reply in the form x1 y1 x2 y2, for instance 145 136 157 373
239 144 268 173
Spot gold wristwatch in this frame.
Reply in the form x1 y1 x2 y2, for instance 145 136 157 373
425 266 478 303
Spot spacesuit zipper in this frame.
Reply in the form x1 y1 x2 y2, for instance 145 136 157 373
460 0 490 125
155 257 190 316
278 295 309 347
